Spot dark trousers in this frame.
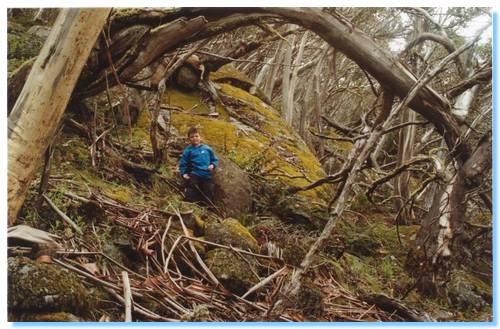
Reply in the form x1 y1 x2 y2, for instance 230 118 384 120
184 175 214 206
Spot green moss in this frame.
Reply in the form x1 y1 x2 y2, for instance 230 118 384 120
78 170 135 204
135 105 151 128
167 88 211 113
210 64 255 86
8 257 97 315
15 312 82 322
219 83 282 125
172 112 237 151
350 193 379 213
338 253 383 294
205 218 259 252
53 135 92 170
296 279 325 319
205 248 258 294
7 29 44 73
337 218 419 259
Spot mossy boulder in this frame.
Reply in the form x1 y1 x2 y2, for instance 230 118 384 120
205 218 258 252
447 271 491 311
11 312 83 322
102 225 140 270
167 65 331 213
273 194 328 228
213 158 253 217
296 280 325 319
345 233 382 257
210 64 271 104
205 248 258 294
8 257 97 316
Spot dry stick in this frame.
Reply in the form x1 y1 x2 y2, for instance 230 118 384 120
53 258 121 291
182 235 278 260
197 50 305 67
163 236 186 292
42 194 83 235
57 257 176 321
122 271 133 322
241 266 289 299
174 208 220 286
270 24 488 317
160 217 173 267
230 246 261 281
56 250 147 280
36 124 63 208
365 156 433 202
105 287 177 321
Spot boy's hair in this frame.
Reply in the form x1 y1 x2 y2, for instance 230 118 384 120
187 127 199 137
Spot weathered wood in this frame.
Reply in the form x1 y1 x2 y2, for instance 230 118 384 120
406 131 492 293
7 225 61 249
446 64 492 98
122 271 133 322
77 16 208 98
8 8 111 225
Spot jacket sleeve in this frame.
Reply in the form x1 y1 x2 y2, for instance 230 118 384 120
179 149 190 176
208 146 219 168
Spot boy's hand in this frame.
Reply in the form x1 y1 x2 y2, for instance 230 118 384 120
208 164 215 171
182 174 190 179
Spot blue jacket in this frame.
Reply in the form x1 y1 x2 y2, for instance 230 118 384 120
179 144 219 180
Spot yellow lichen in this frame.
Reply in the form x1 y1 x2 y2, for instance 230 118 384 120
205 218 259 252
209 64 255 86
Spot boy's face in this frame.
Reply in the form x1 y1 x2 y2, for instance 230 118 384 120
189 132 201 146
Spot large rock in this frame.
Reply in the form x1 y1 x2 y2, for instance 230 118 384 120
8 257 97 315
213 158 252 217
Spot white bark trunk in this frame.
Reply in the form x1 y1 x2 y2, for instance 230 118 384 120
264 41 285 99
281 34 296 125
8 8 111 225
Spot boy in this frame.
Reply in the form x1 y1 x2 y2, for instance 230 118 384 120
179 127 219 205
